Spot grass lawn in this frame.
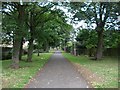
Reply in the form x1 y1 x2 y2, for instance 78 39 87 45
1 53 53 88
62 52 118 88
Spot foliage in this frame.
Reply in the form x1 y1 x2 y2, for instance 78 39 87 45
34 9 73 49
2 1 72 66
70 2 119 29
104 30 120 48
76 29 120 49
76 29 97 49
2 2 28 38
69 2 120 59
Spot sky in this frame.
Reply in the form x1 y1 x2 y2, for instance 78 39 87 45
55 4 97 30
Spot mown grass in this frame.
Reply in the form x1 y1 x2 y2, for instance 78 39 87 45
62 53 118 88
1 53 53 88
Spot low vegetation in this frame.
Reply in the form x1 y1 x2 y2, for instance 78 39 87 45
63 53 118 88
1 53 53 88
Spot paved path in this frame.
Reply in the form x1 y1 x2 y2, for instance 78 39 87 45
26 51 89 88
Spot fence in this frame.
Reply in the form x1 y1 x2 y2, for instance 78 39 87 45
66 46 118 57
1 47 12 60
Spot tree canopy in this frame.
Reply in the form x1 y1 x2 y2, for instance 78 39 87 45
2 1 119 68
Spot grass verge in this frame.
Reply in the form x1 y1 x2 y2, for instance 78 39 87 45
62 52 118 88
1 53 53 88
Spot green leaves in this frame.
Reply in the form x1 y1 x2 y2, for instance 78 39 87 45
76 29 120 49
76 29 97 49
104 30 120 48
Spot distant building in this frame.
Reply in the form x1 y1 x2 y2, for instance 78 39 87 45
0 44 13 48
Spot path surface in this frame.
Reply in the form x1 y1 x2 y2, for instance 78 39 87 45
26 51 89 88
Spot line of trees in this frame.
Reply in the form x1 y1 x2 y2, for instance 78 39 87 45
2 1 72 69
62 2 120 60
2 1 120 69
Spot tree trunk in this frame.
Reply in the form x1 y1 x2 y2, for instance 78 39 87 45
12 37 21 69
73 42 76 56
44 41 49 52
64 46 66 52
95 31 103 60
71 43 74 54
46 42 49 52
27 11 34 62
64 40 66 52
11 5 25 69
19 38 23 60
27 38 33 62
89 48 92 57
37 49 40 56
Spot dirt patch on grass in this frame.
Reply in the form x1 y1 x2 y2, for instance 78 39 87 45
2 77 15 88
72 63 104 88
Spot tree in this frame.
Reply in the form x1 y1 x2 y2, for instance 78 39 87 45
26 2 53 61
76 29 97 56
2 2 28 68
69 2 119 60
34 10 72 53
104 30 120 48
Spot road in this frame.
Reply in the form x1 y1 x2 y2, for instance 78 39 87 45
26 51 89 88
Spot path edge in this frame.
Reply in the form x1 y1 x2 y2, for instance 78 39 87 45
23 53 54 88
62 53 93 88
